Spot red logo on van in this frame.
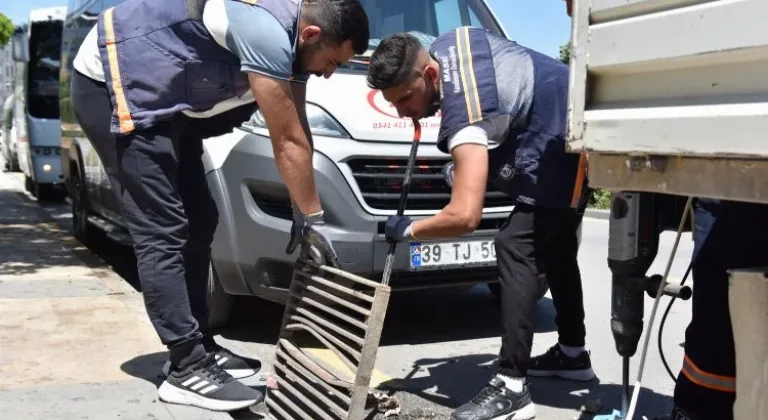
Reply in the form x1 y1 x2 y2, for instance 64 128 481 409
367 89 442 121
367 89 401 119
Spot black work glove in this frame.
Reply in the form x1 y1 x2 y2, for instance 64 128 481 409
384 215 414 244
285 205 340 268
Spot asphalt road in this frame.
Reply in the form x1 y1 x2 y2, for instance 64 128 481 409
18 172 694 420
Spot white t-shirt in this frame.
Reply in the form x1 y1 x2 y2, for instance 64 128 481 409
72 0 308 118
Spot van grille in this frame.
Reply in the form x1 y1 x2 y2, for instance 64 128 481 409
347 158 515 211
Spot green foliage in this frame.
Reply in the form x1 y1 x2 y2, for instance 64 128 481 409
0 13 13 47
558 42 571 64
588 188 612 210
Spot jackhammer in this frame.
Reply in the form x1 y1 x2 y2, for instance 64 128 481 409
598 192 694 420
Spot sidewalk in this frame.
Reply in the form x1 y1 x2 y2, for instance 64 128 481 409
0 174 232 420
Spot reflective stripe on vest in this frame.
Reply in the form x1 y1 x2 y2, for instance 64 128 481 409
102 7 135 134
570 153 588 208
681 354 736 393
455 26 482 125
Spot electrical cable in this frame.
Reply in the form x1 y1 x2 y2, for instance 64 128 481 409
625 196 694 420
657 200 696 383
658 262 692 382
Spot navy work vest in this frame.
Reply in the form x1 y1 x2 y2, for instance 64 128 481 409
432 28 588 210
95 0 301 135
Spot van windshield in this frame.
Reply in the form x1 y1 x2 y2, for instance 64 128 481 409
360 0 504 52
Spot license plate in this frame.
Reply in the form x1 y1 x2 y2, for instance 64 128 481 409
409 239 496 270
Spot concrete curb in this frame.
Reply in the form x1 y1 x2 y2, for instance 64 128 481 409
584 208 610 220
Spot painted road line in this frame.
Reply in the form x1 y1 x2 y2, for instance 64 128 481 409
304 347 392 388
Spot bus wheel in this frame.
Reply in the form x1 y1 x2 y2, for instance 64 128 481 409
36 184 58 202
24 175 34 194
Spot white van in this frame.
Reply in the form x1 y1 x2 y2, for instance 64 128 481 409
62 0 554 329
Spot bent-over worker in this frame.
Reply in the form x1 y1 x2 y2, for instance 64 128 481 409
366 28 594 420
69 0 369 412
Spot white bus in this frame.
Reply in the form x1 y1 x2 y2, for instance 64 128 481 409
10 6 67 200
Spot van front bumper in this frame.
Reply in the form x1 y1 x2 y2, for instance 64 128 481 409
204 129 511 302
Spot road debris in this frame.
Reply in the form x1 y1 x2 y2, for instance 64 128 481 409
577 398 602 417
369 390 401 418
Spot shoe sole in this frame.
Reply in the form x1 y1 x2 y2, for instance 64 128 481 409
228 368 257 379
490 402 536 420
158 381 262 412
527 368 596 381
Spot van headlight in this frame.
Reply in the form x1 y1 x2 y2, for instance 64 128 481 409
243 103 349 138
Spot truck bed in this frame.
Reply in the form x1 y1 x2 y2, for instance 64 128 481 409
566 0 768 203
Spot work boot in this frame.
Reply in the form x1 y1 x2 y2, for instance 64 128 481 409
527 343 596 381
162 340 262 379
158 352 263 412
451 375 536 420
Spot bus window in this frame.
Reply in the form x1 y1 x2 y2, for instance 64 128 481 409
27 19 63 120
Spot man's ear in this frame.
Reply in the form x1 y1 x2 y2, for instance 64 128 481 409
424 65 439 83
300 25 322 44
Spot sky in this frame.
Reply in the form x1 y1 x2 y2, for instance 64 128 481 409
1 0 572 58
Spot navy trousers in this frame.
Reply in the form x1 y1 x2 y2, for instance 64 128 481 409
674 198 768 419
70 69 253 366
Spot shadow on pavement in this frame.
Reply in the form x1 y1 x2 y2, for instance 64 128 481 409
529 379 673 419
120 351 170 387
10 189 143 291
219 285 556 347
75 231 141 292
0 191 85 276
376 354 673 420
378 286 556 346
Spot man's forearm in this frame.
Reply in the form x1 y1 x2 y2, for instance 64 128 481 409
273 133 322 215
286 109 314 210
298 109 313 151
410 204 480 239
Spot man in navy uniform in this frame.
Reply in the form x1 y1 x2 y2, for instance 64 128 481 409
69 0 369 412
366 28 593 420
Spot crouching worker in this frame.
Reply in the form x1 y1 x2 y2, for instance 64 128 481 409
366 28 594 420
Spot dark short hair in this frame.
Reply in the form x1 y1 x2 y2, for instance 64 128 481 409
301 0 370 54
366 33 424 90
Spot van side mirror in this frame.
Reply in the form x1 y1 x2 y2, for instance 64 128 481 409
12 32 29 63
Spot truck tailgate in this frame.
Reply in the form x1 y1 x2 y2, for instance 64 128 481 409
566 0 768 202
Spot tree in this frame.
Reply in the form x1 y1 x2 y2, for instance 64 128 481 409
0 13 13 47
559 42 571 65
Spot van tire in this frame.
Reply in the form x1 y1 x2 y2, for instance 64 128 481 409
71 167 97 244
208 263 234 331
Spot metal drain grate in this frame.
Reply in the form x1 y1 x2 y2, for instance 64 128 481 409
265 249 391 420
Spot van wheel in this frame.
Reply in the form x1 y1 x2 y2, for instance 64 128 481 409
208 263 234 331
487 276 550 302
71 168 96 243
